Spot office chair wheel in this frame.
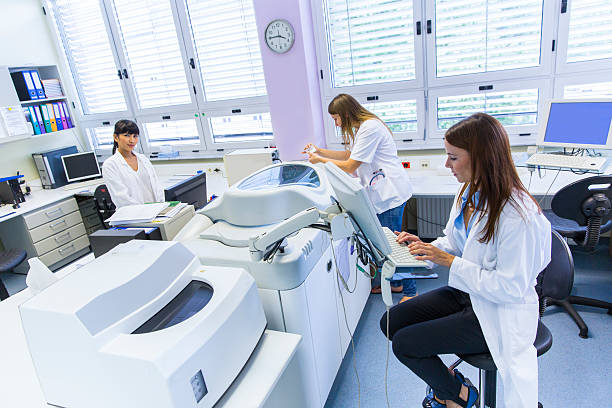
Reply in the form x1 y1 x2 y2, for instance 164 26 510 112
539 403 543 408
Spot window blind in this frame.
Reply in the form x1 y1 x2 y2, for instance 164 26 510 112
51 0 127 114
437 88 538 130
209 113 273 143
435 0 543 77
86 126 115 150
144 118 200 147
185 0 266 101
111 0 192 109
564 81 612 99
566 0 612 63
364 100 418 132
324 0 416 87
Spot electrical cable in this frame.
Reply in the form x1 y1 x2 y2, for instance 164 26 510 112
329 235 361 407
405 199 446 228
385 305 391 408
538 168 561 207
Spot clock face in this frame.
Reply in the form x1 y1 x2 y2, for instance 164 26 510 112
265 19 295 54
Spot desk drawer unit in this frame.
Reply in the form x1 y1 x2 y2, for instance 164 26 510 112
34 223 87 255
39 234 90 267
23 198 79 229
0 196 90 273
29 211 83 243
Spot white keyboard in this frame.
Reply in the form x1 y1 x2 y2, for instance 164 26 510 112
382 227 428 268
526 153 607 172
62 178 103 191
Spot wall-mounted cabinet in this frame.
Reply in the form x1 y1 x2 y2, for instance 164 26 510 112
0 65 77 144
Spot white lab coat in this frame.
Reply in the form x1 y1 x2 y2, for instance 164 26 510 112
431 189 551 408
102 151 164 208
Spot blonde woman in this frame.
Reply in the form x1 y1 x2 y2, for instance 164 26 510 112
304 93 416 301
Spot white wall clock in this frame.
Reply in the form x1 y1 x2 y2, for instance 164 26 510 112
264 19 295 54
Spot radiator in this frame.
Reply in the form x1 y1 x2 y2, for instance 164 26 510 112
415 195 552 239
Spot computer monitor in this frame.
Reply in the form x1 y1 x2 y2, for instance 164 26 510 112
61 151 102 182
324 162 391 260
164 172 207 210
537 99 612 149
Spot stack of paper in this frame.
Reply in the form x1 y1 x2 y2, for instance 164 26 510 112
157 201 187 218
41 79 63 98
107 203 169 226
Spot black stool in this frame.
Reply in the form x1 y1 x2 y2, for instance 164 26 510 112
0 249 27 300
453 320 552 408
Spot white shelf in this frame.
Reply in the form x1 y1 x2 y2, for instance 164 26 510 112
20 96 67 105
0 127 75 145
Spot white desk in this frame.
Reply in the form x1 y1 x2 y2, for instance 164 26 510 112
0 261 303 408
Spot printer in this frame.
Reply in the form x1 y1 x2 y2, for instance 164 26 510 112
180 162 371 407
19 240 266 408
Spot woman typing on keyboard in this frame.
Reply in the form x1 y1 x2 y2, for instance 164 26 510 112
380 113 551 408
304 93 416 301
102 120 164 208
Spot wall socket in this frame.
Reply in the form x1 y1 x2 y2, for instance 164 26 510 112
420 159 430 169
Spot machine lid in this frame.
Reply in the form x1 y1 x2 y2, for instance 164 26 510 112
199 221 274 247
236 163 320 191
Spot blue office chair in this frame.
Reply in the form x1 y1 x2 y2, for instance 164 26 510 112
0 248 27 301
543 175 612 338
445 230 573 408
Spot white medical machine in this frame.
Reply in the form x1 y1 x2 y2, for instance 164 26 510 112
180 162 371 408
19 240 266 408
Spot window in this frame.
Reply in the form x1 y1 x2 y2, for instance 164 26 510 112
184 0 266 101
323 0 418 88
566 0 612 64
563 82 612 99
46 0 272 157
49 0 128 115
110 0 193 110
433 0 544 78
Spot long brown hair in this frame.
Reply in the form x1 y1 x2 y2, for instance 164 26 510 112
445 113 540 243
328 94 390 148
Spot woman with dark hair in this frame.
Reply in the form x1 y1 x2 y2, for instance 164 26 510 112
304 93 416 301
381 113 551 408
101 120 163 208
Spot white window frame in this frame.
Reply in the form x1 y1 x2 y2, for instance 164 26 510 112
553 70 612 98
313 0 426 99
137 111 207 154
201 102 274 150
554 0 612 75
44 0 273 159
427 78 552 145
424 0 557 88
323 90 426 149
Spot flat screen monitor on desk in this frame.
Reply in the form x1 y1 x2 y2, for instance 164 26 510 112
164 172 207 210
537 100 612 149
61 151 102 182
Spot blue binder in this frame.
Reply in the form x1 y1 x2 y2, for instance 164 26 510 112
27 106 41 135
29 70 46 99
33 106 46 134
61 101 73 128
52 103 64 130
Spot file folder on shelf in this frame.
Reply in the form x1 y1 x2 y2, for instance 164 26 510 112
33 106 45 134
40 104 52 133
46 103 57 131
52 103 63 130
61 101 73 128
29 70 46 99
57 102 69 129
27 106 41 135
10 71 39 101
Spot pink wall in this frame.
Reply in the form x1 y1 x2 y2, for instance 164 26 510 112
253 0 326 161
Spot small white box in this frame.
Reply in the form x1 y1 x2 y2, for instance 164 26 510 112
223 148 278 186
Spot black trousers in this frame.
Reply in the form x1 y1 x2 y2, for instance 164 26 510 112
379 286 489 401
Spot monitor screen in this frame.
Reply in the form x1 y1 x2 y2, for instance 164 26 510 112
539 100 612 149
164 172 207 210
61 151 101 182
324 162 391 259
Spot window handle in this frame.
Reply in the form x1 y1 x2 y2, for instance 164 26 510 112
189 58 195 69
561 0 568 13
117 69 122 80
122 69 129 79
416 21 422 36
426 20 432 34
